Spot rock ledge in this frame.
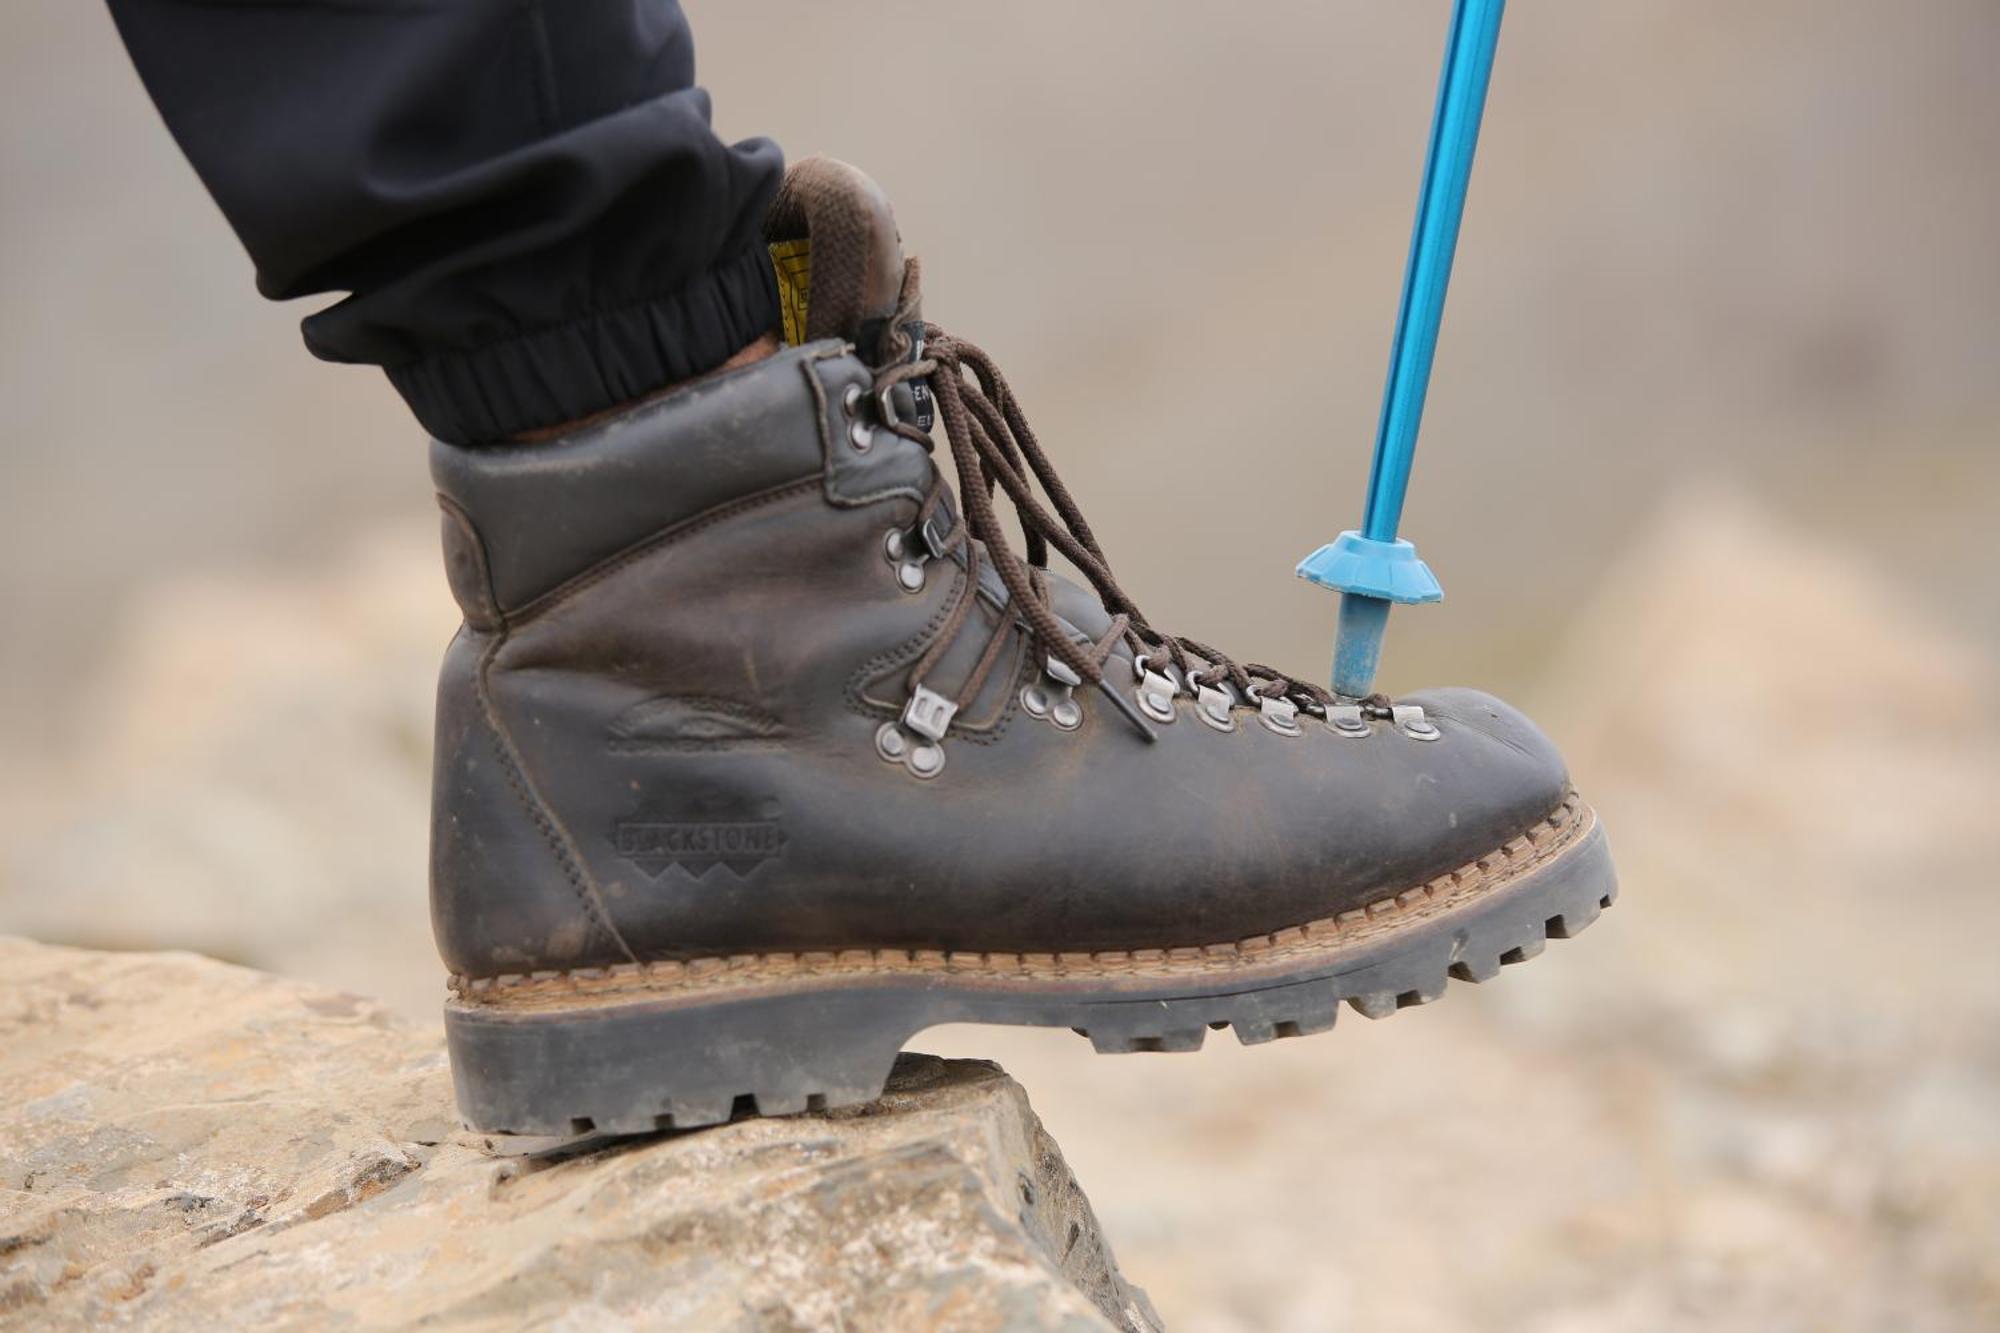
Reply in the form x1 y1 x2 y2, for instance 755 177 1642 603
0 938 1158 1331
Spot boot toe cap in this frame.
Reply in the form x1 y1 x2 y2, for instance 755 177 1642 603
1378 685 1574 876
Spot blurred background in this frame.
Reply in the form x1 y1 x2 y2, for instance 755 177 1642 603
4 1 1998 1328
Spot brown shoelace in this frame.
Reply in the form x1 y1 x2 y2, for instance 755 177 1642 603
870 270 1340 736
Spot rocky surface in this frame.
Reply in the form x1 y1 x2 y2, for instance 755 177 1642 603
0 939 1158 1331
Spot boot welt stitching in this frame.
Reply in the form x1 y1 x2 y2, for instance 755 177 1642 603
451 790 1590 1002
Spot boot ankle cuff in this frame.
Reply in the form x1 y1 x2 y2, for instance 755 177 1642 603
385 244 779 447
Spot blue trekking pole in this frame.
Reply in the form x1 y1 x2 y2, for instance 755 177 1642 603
1296 0 1507 697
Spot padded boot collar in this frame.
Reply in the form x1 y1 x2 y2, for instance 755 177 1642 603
430 340 934 617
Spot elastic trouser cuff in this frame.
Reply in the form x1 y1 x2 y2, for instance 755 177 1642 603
386 245 779 446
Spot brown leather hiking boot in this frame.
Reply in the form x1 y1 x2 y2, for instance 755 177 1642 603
433 158 1616 1141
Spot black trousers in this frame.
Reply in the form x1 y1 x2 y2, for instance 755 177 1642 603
107 0 782 446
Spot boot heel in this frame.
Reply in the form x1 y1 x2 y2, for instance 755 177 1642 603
443 984 916 1141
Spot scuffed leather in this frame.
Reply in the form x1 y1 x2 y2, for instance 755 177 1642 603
429 349 1571 975
436 496 501 632
430 342 846 614
430 629 635 970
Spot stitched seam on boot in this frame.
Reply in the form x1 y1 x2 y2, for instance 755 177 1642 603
473 634 639 966
842 560 963 719
505 476 826 625
844 552 1032 732
803 349 932 510
843 549 1033 742
451 791 1590 995
954 635 1032 746
465 478 831 957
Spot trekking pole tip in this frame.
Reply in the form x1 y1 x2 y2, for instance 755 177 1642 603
1296 531 1443 697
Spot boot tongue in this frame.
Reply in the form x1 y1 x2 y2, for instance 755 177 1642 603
765 157 927 379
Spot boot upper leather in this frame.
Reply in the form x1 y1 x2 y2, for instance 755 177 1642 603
426 342 1570 976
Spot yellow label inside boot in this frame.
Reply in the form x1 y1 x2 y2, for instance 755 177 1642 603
769 238 811 345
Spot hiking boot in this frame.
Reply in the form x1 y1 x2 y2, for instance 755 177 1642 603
432 157 1616 1141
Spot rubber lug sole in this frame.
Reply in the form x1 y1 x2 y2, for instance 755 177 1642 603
447 815 1615 1146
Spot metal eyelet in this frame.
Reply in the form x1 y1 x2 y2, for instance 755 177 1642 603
1258 695 1303 737
841 381 874 452
907 740 945 778
1193 679 1237 733
1326 703 1372 738
877 687 956 780
1021 656 1084 732
1131 656 1180 725
883 528 928 593
1135 669 1178 725
1392 704 1442 742
878 722 945 779
1021 687 1083 731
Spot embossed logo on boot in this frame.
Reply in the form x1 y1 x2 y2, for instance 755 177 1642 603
607 696 786 753
612 796 786 879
